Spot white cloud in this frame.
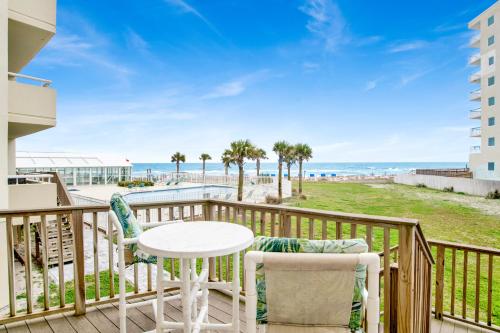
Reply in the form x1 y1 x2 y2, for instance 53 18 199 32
164 0 222 37
364 78 382 91
125 28 149 54
299 0 348 52
303 61 320 72
388 40 428 53
202 70 271 99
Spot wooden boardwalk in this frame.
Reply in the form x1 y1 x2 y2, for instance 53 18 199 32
0 292 490 333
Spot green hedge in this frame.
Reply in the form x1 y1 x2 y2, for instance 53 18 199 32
118 180 154 187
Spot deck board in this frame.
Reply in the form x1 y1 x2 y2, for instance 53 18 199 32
8 292 493 333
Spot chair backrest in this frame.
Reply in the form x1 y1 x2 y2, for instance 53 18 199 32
110 192 143 239
251 236 370 332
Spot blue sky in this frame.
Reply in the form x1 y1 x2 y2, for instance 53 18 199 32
17 0 497 162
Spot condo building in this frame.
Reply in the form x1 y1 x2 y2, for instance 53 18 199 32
469 1 500 180
0 0 57 308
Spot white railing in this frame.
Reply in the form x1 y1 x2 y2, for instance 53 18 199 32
469 108 482 119
470 34 480 47
469 88 481 101
7 72 52 87
470 145 481 153
470 127 481 137
468 53 481 65
7 174 53 185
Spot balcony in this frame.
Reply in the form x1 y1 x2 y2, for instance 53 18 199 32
469 108 482 119
7 174 57 209
8 72 56 138
469 88 481 101
470 34 480 48
469 70 481 83
469 53 481 66
470 126 481 137
470 145 481 153
8 0 57 72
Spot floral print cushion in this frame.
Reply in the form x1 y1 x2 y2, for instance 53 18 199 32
252 236 368 332
110 193 156 264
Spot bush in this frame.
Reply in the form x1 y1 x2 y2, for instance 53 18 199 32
118 180 154 187
443 186 454 192
292 188 298 194
265 195 282 204
416 183 427 188
299 194 307 200
485 190 500 199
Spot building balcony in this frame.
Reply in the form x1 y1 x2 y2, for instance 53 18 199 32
8 72 56 139
469 88 481 101
470 34 480 48
469 108 482 119
470 145 481 153
469 70 481 83
468 53 481 66
7 174 57 209
8 0 57 72
470 126 481 137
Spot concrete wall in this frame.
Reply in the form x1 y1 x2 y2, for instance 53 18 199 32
8 183 57 209
394 174 500 197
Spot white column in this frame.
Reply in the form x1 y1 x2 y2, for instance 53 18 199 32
0 0 9 311
73 167 77 186
7 138 15 174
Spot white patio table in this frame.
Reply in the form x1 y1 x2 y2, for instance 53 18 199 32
138 221 254 333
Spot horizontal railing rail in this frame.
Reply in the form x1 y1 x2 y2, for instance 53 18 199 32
0 199 434 332
429 240 499 332
7 72 52 87
7 174 54 185
415 168 472 178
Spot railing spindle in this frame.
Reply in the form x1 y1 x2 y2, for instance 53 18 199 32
6 217 16 316
107 214 115 298
322 219 327 240
451 248 456 316
41 215 50 310
296 216 301 238
308 218 314 239
251 210 256 234
383 228 391 333
350 224 357 238
56 214 65 307
92 212 100 301
487 254 492 326
336 221 342 239
462 250 468 319
435 245 445 320
474 252 480 323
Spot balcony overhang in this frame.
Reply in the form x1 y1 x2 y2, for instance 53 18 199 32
468 53 481 66
469 71 481 83
8 79 56 139
469 34 480 48
8 0 57 72
470 127 481 137
469 109 481 119
469 90 481 101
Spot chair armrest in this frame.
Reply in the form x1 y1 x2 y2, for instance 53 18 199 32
139 220 183 229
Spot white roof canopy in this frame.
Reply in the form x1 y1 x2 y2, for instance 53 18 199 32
16 152 132 168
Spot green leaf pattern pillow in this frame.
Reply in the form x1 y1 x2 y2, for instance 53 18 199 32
110 193 157 264
252 236 368 332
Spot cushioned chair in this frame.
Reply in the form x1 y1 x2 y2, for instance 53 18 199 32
245 237 380 333
109 193 200 333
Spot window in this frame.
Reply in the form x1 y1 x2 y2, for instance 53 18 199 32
488 35 495 46
489 56 495 65
489 117 496 126
488 162 495 171
488 76 495 86
489 96 496 106
488 137 495 146
488 15 495 26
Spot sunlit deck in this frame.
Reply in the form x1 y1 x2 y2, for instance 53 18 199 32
0 292 487 333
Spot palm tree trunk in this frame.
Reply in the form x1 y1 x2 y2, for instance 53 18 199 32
202 160 206 183
256 159 260 177
176 161 179 174
287 163 291 181
225 166 228 176
238 164 244 201
278 158 283 201
299 159 303 194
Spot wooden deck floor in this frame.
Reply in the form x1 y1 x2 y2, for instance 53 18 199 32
0 292 490 333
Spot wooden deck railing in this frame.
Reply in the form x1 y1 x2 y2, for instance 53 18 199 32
47 172 74 206
415 168 472 178
429 240 499 332
0 199 435 332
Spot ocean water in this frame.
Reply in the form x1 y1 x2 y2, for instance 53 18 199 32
132 162 467 177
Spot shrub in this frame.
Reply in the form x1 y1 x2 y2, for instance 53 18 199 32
416 183 427 188
485 190 500 199
299 194 307 200
292 188 298 194
265 195 282 204
443 186 454 192
118 180 154 187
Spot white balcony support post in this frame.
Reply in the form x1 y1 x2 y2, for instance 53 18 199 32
7 139 15 174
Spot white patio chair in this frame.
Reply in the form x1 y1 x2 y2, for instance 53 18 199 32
245 251 380 333
109 209 202 333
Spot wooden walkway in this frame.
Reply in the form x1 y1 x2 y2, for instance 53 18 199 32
0 292 490 333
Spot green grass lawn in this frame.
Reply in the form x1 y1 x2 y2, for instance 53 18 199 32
286 181 500 326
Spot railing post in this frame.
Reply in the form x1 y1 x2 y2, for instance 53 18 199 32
398 225 415 333
72 209 86 315
435 245 445 320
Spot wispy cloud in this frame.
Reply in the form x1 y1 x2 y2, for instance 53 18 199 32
433 22 465 33
125 28 149 55
388 40 428 53
303 61 320 72
299 0 348 52
400 71 429 86
164 0 222 37
364 78 383 91
440 126 470 133
202 70 271 99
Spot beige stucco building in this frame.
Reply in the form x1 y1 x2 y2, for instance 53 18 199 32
0 0 57 309
469 1 500 180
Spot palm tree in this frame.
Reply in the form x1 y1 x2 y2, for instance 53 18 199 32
295 143 313 194
252 148 267 177
171 152 186 175
283 145 296 181
199 153 212 179
221 150 232 176
225 140 255 201
273 141 290 201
